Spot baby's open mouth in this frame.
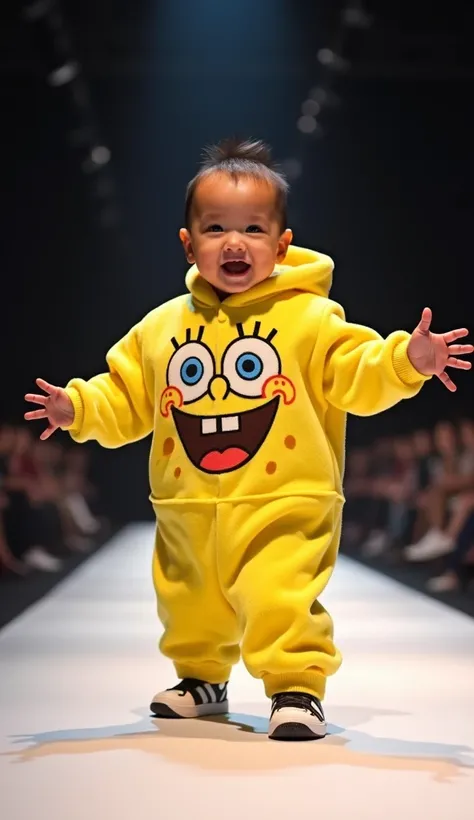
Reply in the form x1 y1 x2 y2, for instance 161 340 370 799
221 261 251 275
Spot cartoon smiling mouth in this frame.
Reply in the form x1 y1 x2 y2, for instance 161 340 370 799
171 397 279 473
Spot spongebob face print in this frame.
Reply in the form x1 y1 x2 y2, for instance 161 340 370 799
160 322 295 474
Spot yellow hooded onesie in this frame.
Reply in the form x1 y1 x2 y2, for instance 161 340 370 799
64 246 427 699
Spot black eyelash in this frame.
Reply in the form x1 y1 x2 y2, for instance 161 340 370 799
171 326 205 349
235 322 278 343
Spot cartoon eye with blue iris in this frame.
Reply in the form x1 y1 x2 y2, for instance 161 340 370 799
167 341 215 403
181 356 204 385
222 333 281 398
235 352 264 381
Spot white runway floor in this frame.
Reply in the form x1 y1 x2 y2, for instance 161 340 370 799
1 523 474 819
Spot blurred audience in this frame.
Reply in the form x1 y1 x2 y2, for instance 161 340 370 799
342 417 474 597
0 422 107 582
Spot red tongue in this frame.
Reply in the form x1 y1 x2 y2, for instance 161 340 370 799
200 448 248 472
222 261 249 274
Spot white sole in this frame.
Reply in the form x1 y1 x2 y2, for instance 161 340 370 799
150 698 229 719
269 721 327 741
269 708 327 741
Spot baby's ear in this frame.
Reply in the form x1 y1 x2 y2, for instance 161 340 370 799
179 228 195 263
277 229 293 261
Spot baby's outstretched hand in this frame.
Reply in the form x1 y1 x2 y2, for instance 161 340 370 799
407 308 473 392
24 378 75 440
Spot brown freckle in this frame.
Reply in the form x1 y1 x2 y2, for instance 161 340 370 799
174 467 181 479
266 461 277 475
285 435 296 450
163 437 175 456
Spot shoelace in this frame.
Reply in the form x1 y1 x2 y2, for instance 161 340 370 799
273 692 323 717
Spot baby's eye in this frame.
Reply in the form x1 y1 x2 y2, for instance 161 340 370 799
246 225 264 233
206 224 224 233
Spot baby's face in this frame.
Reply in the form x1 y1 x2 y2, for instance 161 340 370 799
180 172 292 295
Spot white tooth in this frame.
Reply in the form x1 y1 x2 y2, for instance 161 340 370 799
201 417 217 435
222 415 239 432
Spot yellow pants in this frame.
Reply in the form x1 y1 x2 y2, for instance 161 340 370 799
152 494 343 701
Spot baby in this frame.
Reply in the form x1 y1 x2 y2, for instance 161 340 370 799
25 138 472 740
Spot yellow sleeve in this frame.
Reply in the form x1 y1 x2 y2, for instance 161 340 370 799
63 321 154 447
313 302 430 417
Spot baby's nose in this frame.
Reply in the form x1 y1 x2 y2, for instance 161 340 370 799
224 232 245 253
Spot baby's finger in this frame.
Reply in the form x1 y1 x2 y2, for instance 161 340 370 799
36 378 57 394
40 424 58 441
25 393 48 406
446 344 473 356
437 371 456 392
446 358 471 370
443 328 469 344
24 409 47 421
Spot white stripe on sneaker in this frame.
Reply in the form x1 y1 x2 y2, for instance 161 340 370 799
204 684 217 703
196 686 208 704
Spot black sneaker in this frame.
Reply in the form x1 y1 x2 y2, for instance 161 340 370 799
150 678 229 719
268 692 327 740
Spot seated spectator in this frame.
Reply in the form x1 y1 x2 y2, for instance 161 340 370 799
32 439 99 552
426 510 474 593
359 436 417 557
62 447 103 540
404 419 474 562
356 437 396 557
0 422 105 580
341 447 372 550
2 424 64 572
0 424 29 576
342 416 474 605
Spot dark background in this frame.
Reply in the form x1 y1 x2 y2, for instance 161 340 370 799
2 1 473 522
